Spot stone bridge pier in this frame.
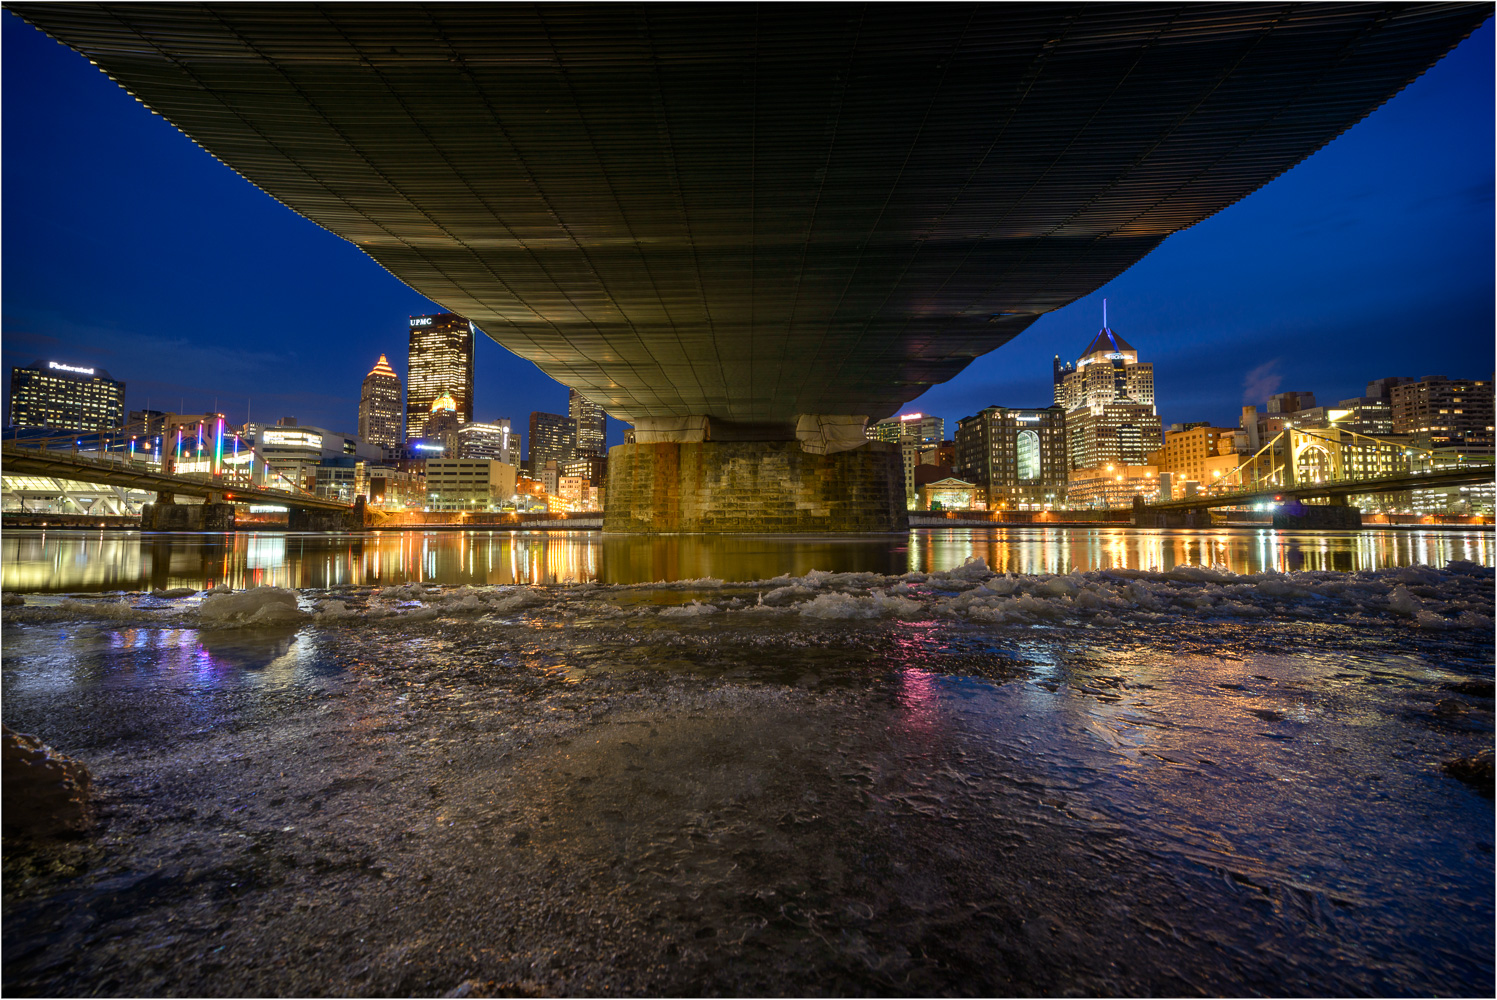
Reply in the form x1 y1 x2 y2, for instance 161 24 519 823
287 497 366 532
140 496 236 532
1130 498 1216 529
605 416 907 533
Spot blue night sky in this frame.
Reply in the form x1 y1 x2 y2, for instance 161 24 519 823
3 14 1492 454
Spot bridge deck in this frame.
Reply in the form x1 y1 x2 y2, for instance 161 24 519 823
1 445 353 512
1145 466 1495 512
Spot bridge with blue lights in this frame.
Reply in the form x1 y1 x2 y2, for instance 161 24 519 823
1 435 354 515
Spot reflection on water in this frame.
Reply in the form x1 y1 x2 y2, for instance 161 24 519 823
1 526 1492 592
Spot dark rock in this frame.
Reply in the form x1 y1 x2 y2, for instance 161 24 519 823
2 724 93 838
1442 679 1495 699
1441 750 1494 794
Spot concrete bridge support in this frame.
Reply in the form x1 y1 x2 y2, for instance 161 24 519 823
605 439 907 533
287 497 366 532
140 501 236 532
1272 503 1363 530
1131 502 1215 529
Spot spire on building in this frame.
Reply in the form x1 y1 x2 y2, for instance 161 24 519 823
1077 299 1135 366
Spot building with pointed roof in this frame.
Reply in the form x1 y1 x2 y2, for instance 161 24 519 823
1055 303 1162 472
358 353 402 454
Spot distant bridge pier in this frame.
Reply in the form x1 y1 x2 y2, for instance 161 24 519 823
287 496 366 532
1131 497 1215 529
140 500 236 532
605 418 907 532
1272 501 1363 530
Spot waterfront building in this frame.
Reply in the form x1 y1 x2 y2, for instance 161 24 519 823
1055 309 1161 471
458 420 517 465
1333 396 1395 437
1067 464 1159 508
563 453 608 487
253 417 383 491
917 477 981 512
358 354 402 453
1145 425 1240 497
1390 376 1494 453
954 405 1067 510
529 412 576 475
8 360 124 432
423 459 517 511
569 388 607 457
406 313 474 440
868 413 945 508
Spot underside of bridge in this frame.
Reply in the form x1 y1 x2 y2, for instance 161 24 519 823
11 2 1487 529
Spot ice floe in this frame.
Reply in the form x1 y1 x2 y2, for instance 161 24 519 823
199 587 306 625
4 559 1491 632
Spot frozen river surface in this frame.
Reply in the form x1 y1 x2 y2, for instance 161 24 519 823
3 554 1493 996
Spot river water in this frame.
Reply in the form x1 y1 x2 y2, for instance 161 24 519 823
3 527 1493 996
2 525 1492 591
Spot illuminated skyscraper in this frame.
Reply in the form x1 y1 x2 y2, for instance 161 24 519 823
458 420 518 466
1056 303 1162 470
529 411 576 476
406 313 474 441
8 359 124 432
569 388 607 457
358 353 402 452
954 406 1067 510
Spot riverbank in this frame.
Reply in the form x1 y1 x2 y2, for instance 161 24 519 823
3 563 1492 996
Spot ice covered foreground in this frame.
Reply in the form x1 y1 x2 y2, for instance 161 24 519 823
4 557 1493 631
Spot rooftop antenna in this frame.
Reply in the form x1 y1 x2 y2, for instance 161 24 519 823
1103 297 1108 330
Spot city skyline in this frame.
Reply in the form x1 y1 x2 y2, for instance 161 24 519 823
1 14 1491 446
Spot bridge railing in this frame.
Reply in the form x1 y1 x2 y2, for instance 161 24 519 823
1190 427 1490 501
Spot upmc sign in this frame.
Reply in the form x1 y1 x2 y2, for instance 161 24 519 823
409 317 432 327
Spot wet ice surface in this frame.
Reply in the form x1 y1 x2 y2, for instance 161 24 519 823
3 561 1494 997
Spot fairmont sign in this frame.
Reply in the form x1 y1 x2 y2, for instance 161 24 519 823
48 361 95 375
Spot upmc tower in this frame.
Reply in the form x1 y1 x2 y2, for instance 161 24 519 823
406 314 474 443
14 4 1487 529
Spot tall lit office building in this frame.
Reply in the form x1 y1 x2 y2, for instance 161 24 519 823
358 354 402 452
569 388 607 457
865 413 946 508
8 359 125 432
1390 376 1494 452
458 420 517 466
954 406 1068 509
1056 306 1161 470
406 313 474 440
868 413 944 446
528 411 576 476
